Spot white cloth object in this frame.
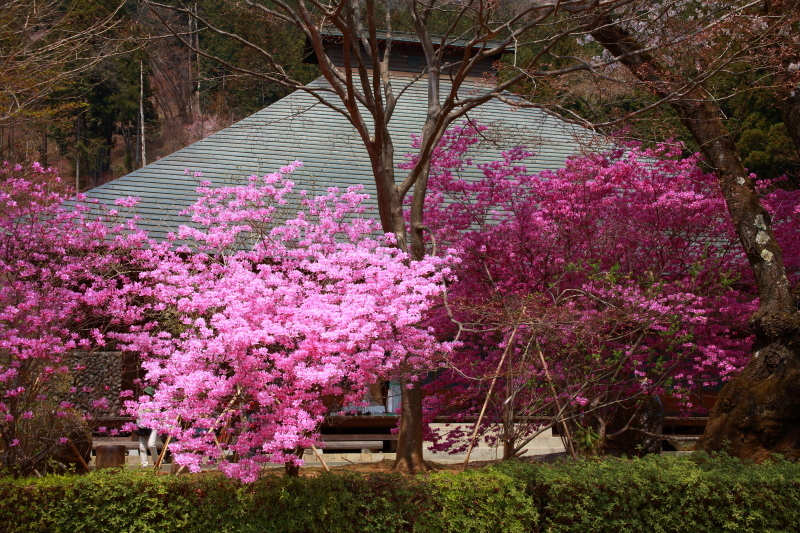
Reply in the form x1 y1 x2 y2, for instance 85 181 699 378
139 431 158 467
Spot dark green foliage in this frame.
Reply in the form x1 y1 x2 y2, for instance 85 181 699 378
496 453 800 533
43 0 160 187
418 470 537 533
2 454 800 533
712 83 798 182
195 0 319 118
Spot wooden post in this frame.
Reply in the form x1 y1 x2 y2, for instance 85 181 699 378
95 445 127 469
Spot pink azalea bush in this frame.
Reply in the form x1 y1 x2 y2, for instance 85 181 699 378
4 136 796 476
0 162 144 475
117 162 453 482
410 125 800 457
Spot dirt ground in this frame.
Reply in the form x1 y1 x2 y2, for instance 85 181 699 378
296 459 468 476
258 453 567 477
150 452 569 479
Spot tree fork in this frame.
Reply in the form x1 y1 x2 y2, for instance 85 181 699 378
590 17 800 459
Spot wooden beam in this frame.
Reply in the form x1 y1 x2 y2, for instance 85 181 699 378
321 434 398 441
319 441 384 450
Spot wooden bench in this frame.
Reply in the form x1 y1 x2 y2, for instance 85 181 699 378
661 416 707 451
319 433 398 451
92 437 138 451
320 415 399 452
90 415 400 454
91 436 165 453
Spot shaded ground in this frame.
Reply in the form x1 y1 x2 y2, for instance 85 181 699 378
257 452 568 477
135 451 570 478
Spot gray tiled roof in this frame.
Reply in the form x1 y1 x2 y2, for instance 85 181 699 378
85 77 596 242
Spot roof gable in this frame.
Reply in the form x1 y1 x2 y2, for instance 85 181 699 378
303 29 510 77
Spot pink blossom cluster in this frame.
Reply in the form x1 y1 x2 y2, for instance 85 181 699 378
0 162 145 473
757 176 800 284
116 163 452 482
408 126 800 453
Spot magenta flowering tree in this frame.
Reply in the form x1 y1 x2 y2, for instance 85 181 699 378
413 125 800 458
118 162 452 482
0 162 144 476
758 177 800 286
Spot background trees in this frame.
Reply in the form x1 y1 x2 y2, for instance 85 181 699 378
0 0 123 128
0 0 133 178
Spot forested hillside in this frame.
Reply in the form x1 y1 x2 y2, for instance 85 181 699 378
0 0 317 191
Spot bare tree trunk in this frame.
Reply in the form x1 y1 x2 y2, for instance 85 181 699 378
75 116 81 192
191 2 201 120
41 128 47 168
284 446 304 477
590 18 800 460
394 377 428 473
502 409 515 460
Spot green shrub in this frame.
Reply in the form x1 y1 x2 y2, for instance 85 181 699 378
0 470 248 533
2 454 800 533
243 472 420 533
416 469 537 533
496 453 800 533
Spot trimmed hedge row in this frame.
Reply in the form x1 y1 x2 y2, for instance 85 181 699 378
2 454 799 532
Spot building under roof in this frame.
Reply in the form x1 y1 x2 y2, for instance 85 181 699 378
84 37 597 242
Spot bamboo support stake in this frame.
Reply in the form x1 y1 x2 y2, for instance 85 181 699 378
68 441 90 472
154 415 182 471
311 444 330 472
462 313 524 471
536 345 578 459
153 434 171 471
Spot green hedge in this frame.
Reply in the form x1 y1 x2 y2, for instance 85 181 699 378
495 453 800 532
2 454 799 532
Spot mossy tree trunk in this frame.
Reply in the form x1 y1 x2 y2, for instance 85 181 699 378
589 16 800 459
